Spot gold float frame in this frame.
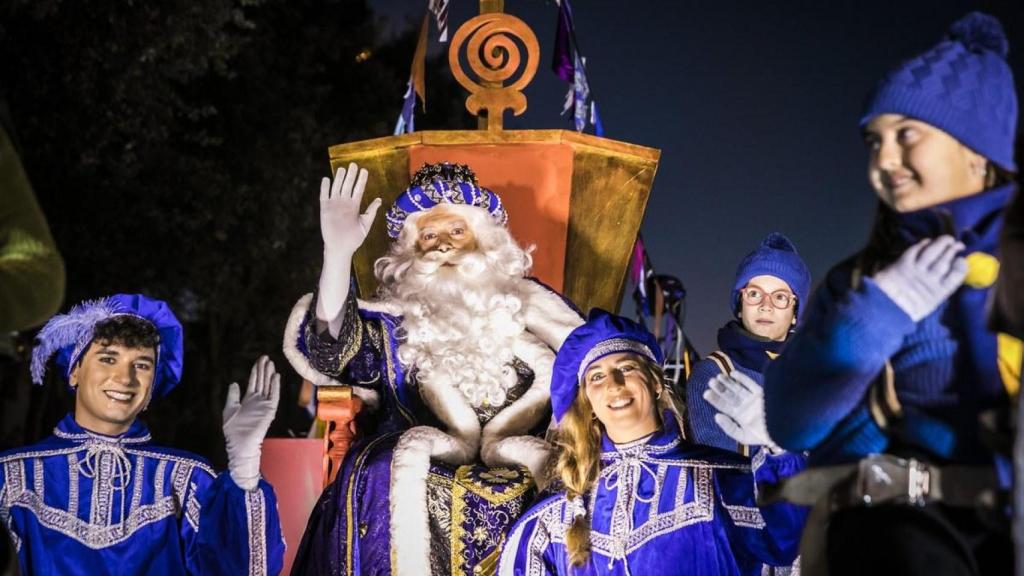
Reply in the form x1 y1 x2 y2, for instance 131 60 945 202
328 129 660 313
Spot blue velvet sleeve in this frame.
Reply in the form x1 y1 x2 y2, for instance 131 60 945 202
497 497 564 576
303 290 388 391
184 471 285 576
763 262 916 453
686 358 737 451
715 451 807 568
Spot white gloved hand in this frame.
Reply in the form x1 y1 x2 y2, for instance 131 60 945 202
320 162 380 258
223 356 281 491
703 370 779 451
871 235 967 322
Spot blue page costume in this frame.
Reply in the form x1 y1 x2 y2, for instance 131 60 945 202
0 294 284 575
499 310 806 576
499 419 805 576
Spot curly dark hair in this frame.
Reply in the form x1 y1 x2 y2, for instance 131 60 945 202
89 315 160 353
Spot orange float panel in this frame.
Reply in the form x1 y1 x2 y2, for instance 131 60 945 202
409 142 574 292
260 438 323 575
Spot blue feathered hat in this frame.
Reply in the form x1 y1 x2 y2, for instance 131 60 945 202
30 294 184 398
550 309 663 422
732 232 811 320
860 12 1017 171
384 162 508 239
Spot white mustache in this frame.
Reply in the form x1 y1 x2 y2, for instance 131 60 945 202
412 250 487 279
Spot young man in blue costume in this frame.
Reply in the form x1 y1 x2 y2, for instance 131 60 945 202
763 12 1019 575
498 310 806 575
0 293 285 575
686 232 811 454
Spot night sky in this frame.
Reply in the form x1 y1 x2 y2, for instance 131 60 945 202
376 0 1024 353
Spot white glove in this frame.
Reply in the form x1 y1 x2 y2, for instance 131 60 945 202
871 235 967 322
317 162 380 337
703 371 779 451
223 356 281 491
320 162 380 257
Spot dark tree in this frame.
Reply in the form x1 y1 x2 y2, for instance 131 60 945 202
0 0 471 464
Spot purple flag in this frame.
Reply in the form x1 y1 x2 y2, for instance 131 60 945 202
552 0 603 135
552 0 575 83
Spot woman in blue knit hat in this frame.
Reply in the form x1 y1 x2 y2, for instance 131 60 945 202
686 232 811 455
763 12 1018 575
498 310 806 575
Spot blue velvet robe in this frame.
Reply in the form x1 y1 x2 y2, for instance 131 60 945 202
497 418 806 576
288 284 580 576
0 415 284 575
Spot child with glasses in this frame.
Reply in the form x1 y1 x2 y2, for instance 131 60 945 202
685 233 811 455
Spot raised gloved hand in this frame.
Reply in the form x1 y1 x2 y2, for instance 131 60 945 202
223 356 281 491
871 235 967 322
320 162 380 258
703 370 779 451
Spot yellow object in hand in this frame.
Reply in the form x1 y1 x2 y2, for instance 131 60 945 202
963 252 1000 289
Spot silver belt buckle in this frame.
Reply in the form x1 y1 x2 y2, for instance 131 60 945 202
856 454 930 506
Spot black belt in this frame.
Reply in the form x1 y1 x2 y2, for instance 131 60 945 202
759 454 1001 510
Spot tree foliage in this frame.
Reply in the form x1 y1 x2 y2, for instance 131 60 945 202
0 0 470 463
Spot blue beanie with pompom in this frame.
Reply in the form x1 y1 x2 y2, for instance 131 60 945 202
732 233 811 320
860 12 1018 171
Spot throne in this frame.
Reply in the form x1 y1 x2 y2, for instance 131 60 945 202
262 4 660 572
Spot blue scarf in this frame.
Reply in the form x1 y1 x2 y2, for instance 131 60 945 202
893 184 1012 251
716 320 785 373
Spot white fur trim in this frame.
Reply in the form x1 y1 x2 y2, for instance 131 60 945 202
390 426 475 576
281 294 380 410
520 281 584 350
354 297 402 316
416 361 483 454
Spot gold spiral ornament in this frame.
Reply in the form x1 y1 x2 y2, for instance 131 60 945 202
448 12 539 131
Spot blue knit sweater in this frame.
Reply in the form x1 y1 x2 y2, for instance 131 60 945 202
764 185 1015 465
688 359 763 452
688 322 786 452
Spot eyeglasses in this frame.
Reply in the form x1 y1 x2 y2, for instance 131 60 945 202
740 285 796 310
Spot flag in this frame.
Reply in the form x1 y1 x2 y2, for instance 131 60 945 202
552 0 575 83
551 0 602 135
394 13 431 135
394 79 416 135
428 0 450 42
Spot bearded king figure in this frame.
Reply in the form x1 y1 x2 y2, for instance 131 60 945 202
284 161 584 575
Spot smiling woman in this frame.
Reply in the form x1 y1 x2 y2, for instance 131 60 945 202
498 310 807 575
582 352 662 443
762 12 1019 576
863 115 991 213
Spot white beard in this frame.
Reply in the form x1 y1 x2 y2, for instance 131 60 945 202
376 236 533 409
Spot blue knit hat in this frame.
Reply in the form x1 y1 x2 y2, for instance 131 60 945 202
550 309 663 422
385 162 508 239
860 12 1018 172
732 233 811 320
30 294 185 399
